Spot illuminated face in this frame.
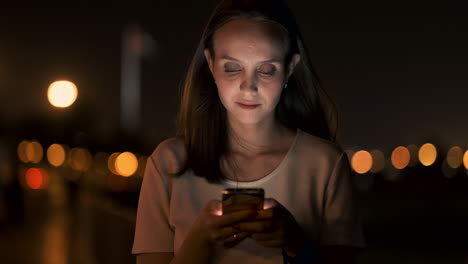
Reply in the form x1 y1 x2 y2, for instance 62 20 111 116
205 19 293 127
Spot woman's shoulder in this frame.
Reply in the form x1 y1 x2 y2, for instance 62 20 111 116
150 136 187 175
296 129 344 160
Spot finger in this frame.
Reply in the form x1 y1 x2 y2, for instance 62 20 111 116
263 198 278 210
212 226 238 241
216 231 249 248
235 220 273 233
252 208 274 220
216 210 257 227
203 199 223 215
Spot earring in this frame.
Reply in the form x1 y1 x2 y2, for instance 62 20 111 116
284 83 288 89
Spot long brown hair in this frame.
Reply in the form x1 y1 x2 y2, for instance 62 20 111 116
176 0 337 183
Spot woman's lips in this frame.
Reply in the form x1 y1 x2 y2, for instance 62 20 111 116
236 102 260 109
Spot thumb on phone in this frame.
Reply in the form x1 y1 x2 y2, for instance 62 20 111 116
204 199 222 216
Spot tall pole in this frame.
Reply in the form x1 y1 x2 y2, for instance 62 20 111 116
121 24 144 136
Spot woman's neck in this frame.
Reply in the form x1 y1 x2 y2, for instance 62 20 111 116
227 118 293 157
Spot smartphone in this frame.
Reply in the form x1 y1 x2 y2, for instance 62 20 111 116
222 188 264 214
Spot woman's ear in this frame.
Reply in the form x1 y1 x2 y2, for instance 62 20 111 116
204 48 214 74
286 54 301 80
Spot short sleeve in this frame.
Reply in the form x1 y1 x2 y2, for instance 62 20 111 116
132 149 175 254
320 152 366 248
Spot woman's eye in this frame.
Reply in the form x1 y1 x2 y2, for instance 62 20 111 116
224 62 241 73
258 65 276 76
258 70 275 76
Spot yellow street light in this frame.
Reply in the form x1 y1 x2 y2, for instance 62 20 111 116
47 80 78 108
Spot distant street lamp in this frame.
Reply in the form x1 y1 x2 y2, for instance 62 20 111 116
47 80 78 108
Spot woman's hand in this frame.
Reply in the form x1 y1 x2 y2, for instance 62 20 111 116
233 198 307 255
189 199 258 249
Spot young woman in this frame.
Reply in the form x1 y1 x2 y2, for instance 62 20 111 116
132 0 365 263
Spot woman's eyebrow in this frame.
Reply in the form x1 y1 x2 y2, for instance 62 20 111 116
221 55 281 64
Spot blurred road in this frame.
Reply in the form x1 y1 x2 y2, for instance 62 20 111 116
0 177 136 264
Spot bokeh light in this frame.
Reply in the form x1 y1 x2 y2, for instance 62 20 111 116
463 151 468 170
25 168 49 189
47 80 78 108
391 146 410 170
418 143 437 166
351 150 373 174
407 144 419 167
17 140 29 163
25 140 43 164
370 150 385 173
108 152 121 175
67 147 92 172
115 152 138 177
47 144 66 167
446 146 463 169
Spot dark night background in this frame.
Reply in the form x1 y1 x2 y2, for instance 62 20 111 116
0 2 467 264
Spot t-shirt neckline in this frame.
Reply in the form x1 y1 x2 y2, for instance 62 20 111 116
223 128 301 188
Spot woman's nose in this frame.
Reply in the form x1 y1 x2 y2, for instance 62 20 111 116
240 73 258 92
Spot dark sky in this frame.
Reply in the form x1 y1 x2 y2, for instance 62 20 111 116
1 3 467 154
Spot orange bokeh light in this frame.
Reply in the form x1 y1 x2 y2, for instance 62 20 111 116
418 143 437 166
108 152 121 175
351 150 373 174
115 152 138 177
26 140 43 164
463 151 468 170
446 146 463 169
391 146 410 170
17 140 29 163
47 144 66 167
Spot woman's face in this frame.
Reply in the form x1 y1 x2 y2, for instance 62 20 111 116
205 19 297 127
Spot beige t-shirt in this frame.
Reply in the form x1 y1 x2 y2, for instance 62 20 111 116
132 129 365 263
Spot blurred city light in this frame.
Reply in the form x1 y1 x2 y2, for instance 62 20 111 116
47 80 78 108
391 146 410 170
25 140 44 164
47 144 66 167
115 152 138 177
67 147 92 172
351 150 373 174
463 151 468 170
25 168 49 190
108 152 121 175
446 146 463 169
407 144 419 167
17 140 29 163
370 149 385 173
418 143 437 166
